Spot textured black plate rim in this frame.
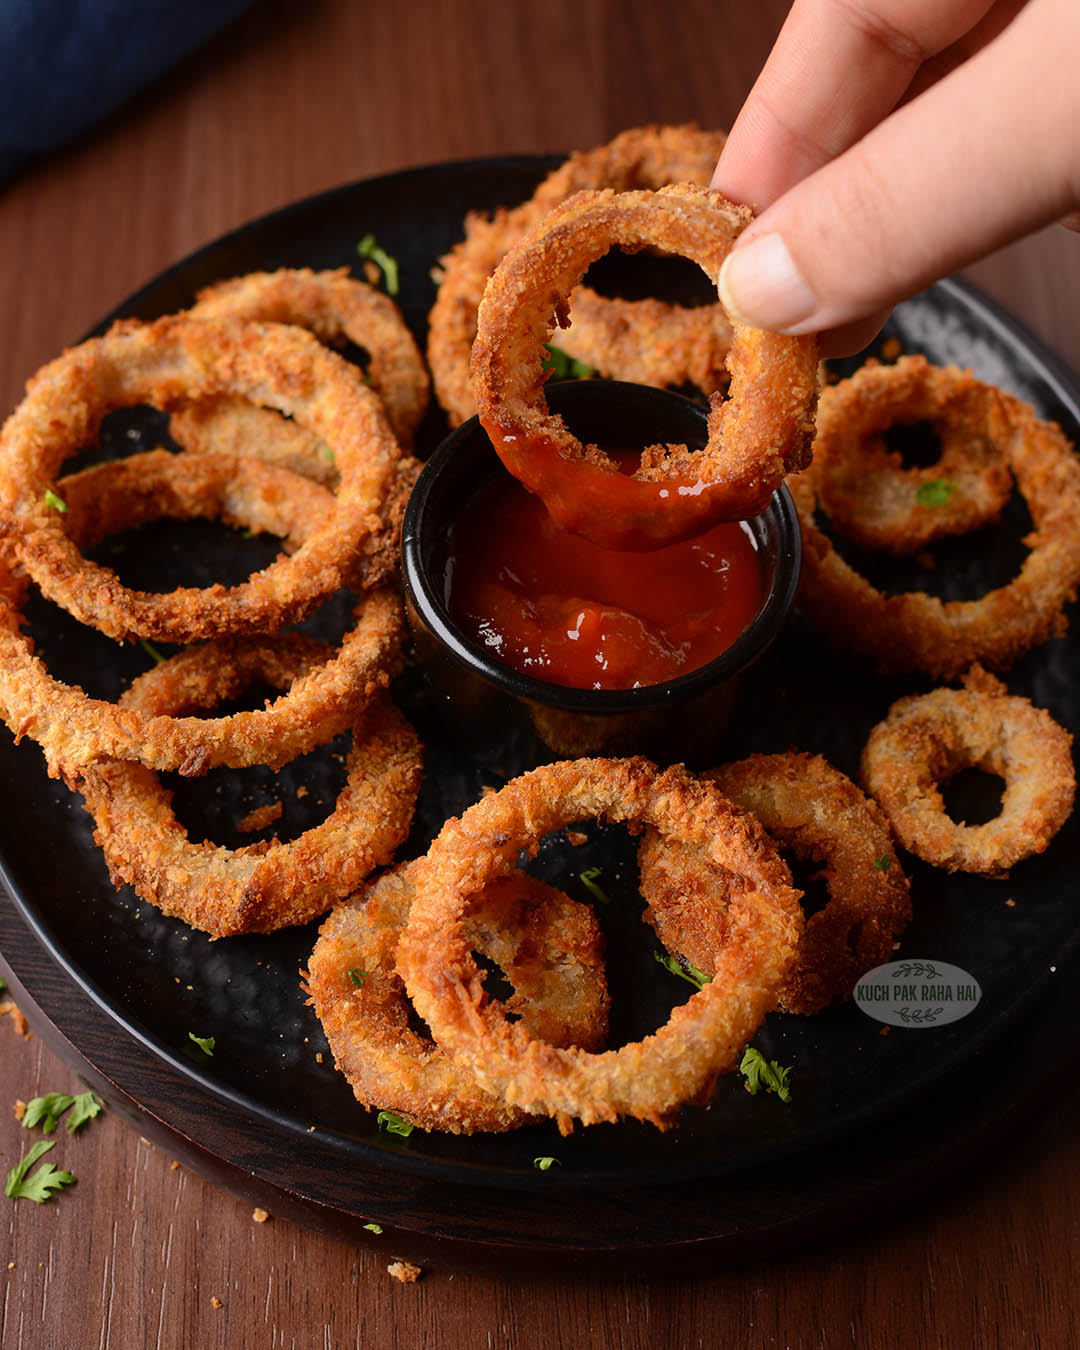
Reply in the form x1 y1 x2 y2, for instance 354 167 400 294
1 159 1078 1195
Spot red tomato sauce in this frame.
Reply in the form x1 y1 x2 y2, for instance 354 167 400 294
444 471 764 691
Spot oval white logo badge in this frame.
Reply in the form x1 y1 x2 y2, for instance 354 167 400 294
853 959 982 1028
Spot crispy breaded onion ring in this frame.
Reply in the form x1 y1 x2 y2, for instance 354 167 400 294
860 667 1075 878
397 758 803 1132
791 387 1080 677
812 357 1015 555
637 752 912 1015
0 454 405 777
306 862 610 1134
170 399 340 489
77 645 422 937
428 123 731 426
470 184 820 550
0 316 406 641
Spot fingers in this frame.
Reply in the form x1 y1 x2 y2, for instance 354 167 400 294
716 0 1080 348
712 0 1000 209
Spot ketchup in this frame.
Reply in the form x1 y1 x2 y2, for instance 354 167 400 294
444 469 764 691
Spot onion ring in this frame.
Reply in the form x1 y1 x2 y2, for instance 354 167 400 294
637 752 912 1014
396 758 803 1132
305 862 610 1133
860 667 1075 878
427 123 731 426
0 316 406 641
470 183 820 550
791 386 1080 676
170 398 340 489
811 357 1015 554
0 453 405 778
76 644 423 937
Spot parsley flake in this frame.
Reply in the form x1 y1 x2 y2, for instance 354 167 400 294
653 949 712 991
578 867 610 905
915 478 957 508
376 1110 414 1138
319 445 335 465
348 968 367 988
5 1140 76 1203
357 234 400 295
542 345 594 380
65 1091 104 1133
739 1046 793 1103
363 1222 383 1234
139 639 167 666
188 1033 215 1056
533 1156 560 1171
43 488 68 513
873 854 892 871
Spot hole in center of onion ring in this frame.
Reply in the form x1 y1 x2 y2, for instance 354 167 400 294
580 249 718 308
881 419 943 469
87 519 286 592
785 854 833 920
940 768 1007 827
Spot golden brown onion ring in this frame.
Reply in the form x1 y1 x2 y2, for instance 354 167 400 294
305 862 610 1133
470 184 820 550
397 758 803 1133
77 648 423 937
812 357 1015 555
427 123 730 427
860 667 1075 878
638 752 912 1015
170 399 340 489
791 387 1080 677
0 317 406 641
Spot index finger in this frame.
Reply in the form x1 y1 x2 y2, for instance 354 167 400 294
712 0 997 208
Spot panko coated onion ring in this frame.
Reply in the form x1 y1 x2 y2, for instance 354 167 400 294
77 647 423 937
637 752 912 1015
860 667 1075 878
0 316 406 641
170 398 340 489
812 357 1015 554
470 183 820 550
397 758 803 1132
427 123 731 427
791 387 1080 677
0 454 405 777
306 862 610 1133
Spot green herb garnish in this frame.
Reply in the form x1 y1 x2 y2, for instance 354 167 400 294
739 1046 792 1103
348 968 367 987
188 1033 215 1056
533 1156 560 1171
578 866 610 905
872 854 892 871
320 445 335 465
21 1093 75 1134
139 639 167 665
43 488 68 514
653 949 712 991
5 1140 76 1203
542 345 594 380
64 1091 104 1133
357 234 400 295
915 478 956 508
363 1222 383 1234
376 1110 414 1138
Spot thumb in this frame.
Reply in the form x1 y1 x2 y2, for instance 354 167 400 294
717 0 1080 347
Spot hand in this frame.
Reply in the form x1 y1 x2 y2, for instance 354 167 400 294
711 0 1080 355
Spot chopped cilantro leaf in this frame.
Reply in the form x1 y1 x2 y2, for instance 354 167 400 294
533 1156 560 1171
139 639 167 666
542 345 594 380
363 1222 383 1234
915 478 956 508
653 949 712 991
578 867 610 905
376 1110 414 1138
319 445 335 465
873 854 892 871
22 1093 75 1134
43 488 68 513
0 976 6 994
188 1033 215 1056
65 1092 104 1133
357 234 400 295
348 968 367 987
5 1140 76 1203
739 1046 792 1103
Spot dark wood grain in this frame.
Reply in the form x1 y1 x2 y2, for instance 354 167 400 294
2 0 1079 1344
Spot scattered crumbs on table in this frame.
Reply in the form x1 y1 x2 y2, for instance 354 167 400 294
1005 897 1016 907
1 998 30 1037
252 1208 269 1223
316 1052 323 1063
13 1099 25 1120
210 1296 223 1309
387 1260 422 1284
566 830 588 846
879 1026 890 1036
881 336 903 360
170 1161 180 1170
236 801 284 834
296 785 309 799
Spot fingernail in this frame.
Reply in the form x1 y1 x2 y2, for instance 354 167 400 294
717 234 818 332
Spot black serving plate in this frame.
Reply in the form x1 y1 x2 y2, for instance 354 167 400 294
1 158 1078 1212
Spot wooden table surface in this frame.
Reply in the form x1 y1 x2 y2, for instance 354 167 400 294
2 1 1079 1345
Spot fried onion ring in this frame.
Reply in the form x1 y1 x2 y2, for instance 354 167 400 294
470 184 820 550
76 645 423 937
427 123 731 426
396 758 803 1132
170 398 340 489
637 752 912 1015
860 667 1075 878
0 453 405 777
0 316 406 641
791 387 1080 676
812 357 1015 554
306 862 610 1133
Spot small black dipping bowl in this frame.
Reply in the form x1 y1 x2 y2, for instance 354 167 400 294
401 381 801 764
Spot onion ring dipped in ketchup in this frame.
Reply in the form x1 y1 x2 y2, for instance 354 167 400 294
470 183 820 551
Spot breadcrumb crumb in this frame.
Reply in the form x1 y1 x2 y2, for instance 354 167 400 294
252 1208 269 1223
387 1260 422 1284
236 801 284 833
13 1099 26 1120
210 1296 223 1309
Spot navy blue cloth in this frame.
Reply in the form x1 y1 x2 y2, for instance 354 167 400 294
0 0 257 183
